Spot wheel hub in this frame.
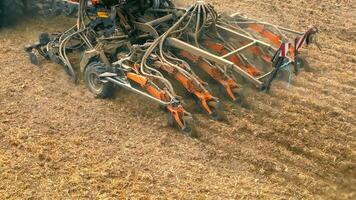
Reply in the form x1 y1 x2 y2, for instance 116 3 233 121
89 73 103 91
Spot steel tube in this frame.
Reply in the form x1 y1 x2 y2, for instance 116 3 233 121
216 24 273 49
147 14 174 26
166 37 263 88
106 77 170 106
221 41 256 58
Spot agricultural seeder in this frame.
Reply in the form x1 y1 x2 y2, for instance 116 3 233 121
26 0 319 137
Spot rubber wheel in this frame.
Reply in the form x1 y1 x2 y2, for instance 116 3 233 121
297 56 312 72
167 113 198 138
208 101 227 121
182 115 198 138
167 112 175 127
29 52 39 66
0 0 25 26
278 69 291 81
84 62 114 98
232 88 248 108
62 1 77 17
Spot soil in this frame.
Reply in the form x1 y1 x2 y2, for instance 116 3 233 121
0 0 355 199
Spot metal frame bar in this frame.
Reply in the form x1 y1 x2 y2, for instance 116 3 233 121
221 41 256 58
216 24 274 50
166 37 264 89
147 14 174 26
105 77 170 106
217 24 295 62
229 12 304 35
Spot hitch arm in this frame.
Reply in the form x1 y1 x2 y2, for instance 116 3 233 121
266 43 290 91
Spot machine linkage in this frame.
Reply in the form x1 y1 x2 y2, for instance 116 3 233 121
26 0 319 136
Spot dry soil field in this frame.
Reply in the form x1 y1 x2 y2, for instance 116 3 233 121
0 0 355 199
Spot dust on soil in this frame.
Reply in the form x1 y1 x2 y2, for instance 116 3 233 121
0 0 355 199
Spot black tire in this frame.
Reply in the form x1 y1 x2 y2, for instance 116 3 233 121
278 68 291 81
84 61 114 98
0 0 25 26
167 112 198 138
297 56 312 72
232 88 249 108
167 112 175 127
62 1 77 17
208 101 227 121
182 116 198 138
